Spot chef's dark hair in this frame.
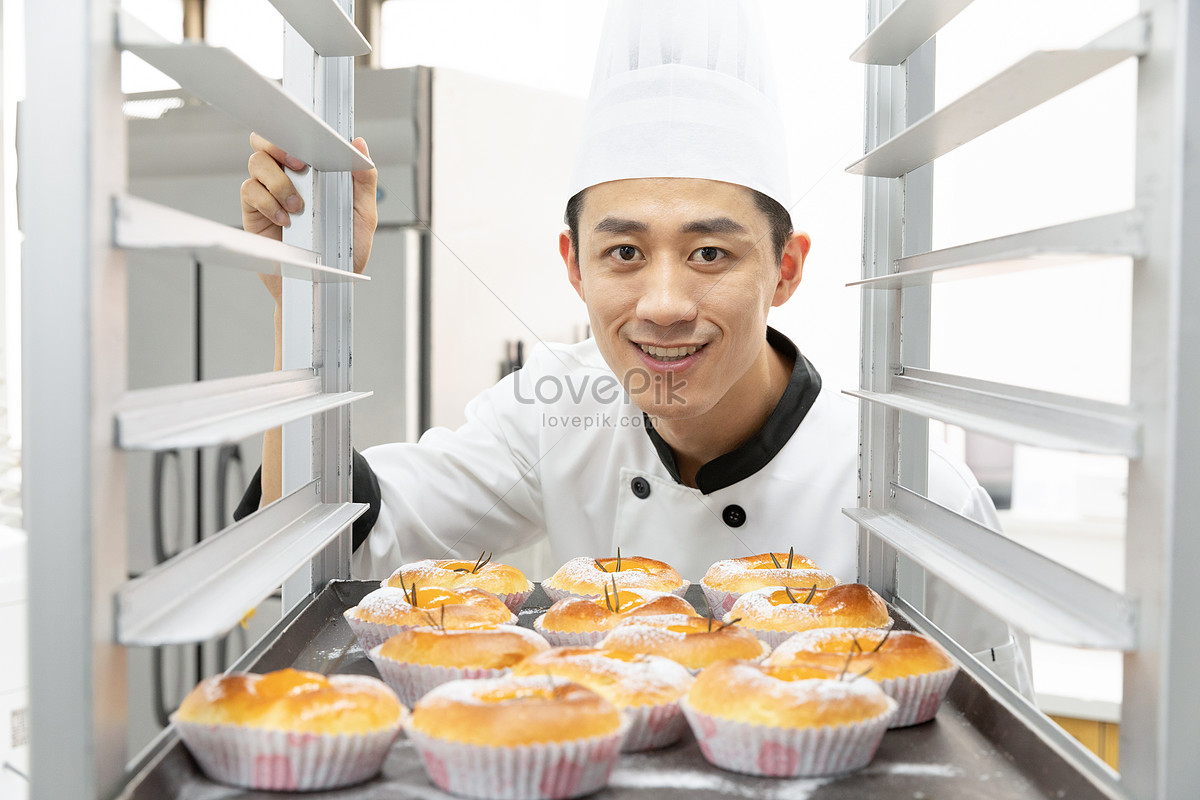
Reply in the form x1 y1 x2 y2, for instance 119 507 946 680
564 187 793 264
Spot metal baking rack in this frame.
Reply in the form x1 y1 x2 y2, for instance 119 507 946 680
21 0 1199 798
117 583 1111 799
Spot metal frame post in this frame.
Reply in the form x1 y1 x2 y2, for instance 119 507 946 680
24 1 128 797
280 2 356 612
1122 1 1200 796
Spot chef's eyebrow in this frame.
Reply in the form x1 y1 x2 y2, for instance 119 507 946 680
594 217 649 235
680 217 748 236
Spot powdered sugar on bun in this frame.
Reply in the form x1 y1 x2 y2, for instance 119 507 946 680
543 555 684 597
730 584 891 634
702 554 838 595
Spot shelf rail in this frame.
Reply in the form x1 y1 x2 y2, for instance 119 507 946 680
848 210 1144 289
114 194 370 283
114 369 371 451
117 9 373 173
848 15 1149 178
845 368 1142 456
265 0 371 57
117 480 366 646
850 0 976 66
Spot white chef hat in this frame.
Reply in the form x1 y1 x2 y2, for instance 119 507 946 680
568 0 792 210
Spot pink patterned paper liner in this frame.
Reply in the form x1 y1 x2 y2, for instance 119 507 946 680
497 587 535 613
344 610 518 652
679 696 896 778
700 584 742 617
173 717 401 791
369 648 511 708
619 701 687 752
403 718 628 800
542 580 691 605
532 615 609 648
877 666 958 728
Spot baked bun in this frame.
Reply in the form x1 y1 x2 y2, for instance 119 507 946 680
344 585 515 651
598 613 769 672
376 624 549 669
384 553 534 612
701 551 837 614
511 647 695 751
404 676 626 798
176 668 404 733
682 660 896 777
370 624 550 707
534 587 698 646
542 554 686 602
765 628 958 727
727 583 892 647
173 669 405 791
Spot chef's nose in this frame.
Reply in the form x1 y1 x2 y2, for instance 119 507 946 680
635 260 699 328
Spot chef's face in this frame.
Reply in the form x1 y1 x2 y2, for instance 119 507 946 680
561 178 807 420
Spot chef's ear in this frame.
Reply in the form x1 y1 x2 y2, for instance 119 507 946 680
771 231 810 307
562 230 586 302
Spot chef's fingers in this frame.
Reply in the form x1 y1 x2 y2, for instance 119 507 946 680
248 148 304 217
349 137 378 275
249 131 306 171
240 176 289 235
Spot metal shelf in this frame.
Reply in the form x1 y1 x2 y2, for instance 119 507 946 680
848 15 1147 178
845 368 1141 456
846 486 1137 650
114 195 369 283
115 369 371 451
117 9 374 173
850 0 976 66
266 0 370 57
849 210 1143 289
116 481 366 646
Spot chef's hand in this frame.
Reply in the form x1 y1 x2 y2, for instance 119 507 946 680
240 132 378 301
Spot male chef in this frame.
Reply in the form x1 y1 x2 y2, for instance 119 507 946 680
237 0 1030 693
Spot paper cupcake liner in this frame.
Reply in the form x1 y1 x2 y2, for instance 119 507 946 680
173 719 400 791
741 625 804 650
404 719 627 800
346 611 519 653
497 587 535 613
700 584 742 616
344 614 424 652
679 697 895 778
619 701 687 752
531 615 609 648
878 666 958 728
543 580 691 605
370 651 510 708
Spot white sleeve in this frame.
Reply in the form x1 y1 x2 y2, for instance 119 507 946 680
350 351 552 580
925 440 1035 699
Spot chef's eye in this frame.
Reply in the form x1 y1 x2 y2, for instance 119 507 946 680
610 245 641 262
692 247 724 263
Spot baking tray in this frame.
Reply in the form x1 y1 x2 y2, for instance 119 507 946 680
118 581 1114 799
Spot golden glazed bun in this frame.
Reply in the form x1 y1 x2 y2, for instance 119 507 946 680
730 583 891 634
702 553 837 595
385 556 533 599
346 585 515 629
688 660 893 729
376 624 549 669
599 613 770 671
175 668 405 734
410 676 622 746
765 628 954 681
539 589 697 634
543 555 684 597
510 647 694 708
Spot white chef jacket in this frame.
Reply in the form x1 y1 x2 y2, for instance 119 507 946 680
353 327 1030 693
